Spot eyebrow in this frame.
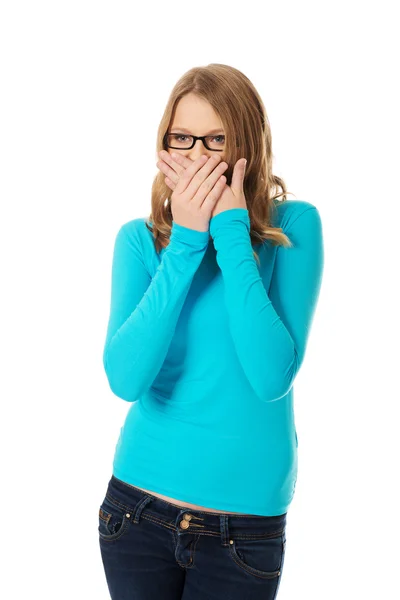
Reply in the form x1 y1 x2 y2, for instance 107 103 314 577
170 127 225 135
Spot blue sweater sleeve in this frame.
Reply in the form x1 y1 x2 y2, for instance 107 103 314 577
103 221 209 402
209 206 324 403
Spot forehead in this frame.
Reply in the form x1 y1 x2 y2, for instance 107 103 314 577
171 93 224 133
170 126 224 135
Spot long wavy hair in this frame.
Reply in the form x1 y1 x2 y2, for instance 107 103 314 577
147 63 296 264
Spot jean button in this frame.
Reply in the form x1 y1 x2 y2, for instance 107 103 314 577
180 519 190 529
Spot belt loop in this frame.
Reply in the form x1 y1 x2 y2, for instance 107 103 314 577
131 494 153 524
219 514 230 547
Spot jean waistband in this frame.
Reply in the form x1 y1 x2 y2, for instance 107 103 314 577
106 475 287 546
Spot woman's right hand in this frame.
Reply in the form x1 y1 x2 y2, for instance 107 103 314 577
167 154 228 233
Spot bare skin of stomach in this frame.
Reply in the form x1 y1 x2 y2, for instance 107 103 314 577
131 482 255 515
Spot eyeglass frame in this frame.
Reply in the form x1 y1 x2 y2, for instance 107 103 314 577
163 132 224 152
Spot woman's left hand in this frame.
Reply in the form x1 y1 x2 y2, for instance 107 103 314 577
157 151 248 218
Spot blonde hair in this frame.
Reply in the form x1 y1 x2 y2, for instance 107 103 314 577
147 63 295 264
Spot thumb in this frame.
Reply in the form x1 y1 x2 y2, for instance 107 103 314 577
231 158 247 192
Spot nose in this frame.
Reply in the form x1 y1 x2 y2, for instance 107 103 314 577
188 138 212 162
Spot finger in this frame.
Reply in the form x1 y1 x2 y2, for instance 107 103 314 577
174 155 210 194
158 149 194 172
159 154 208 194
188 158 228 208
169 151 194 170
164 176 176 190
157 158 180 185
158 150 188 178
231 158 247 193
200 174 227 214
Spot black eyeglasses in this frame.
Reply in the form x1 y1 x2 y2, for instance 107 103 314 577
163 132 225 152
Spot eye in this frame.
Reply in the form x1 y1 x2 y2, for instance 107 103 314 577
211 135 225 145
173 135 189 143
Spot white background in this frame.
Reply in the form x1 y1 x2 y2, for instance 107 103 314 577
1 1 399 598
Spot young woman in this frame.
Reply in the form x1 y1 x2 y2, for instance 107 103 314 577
98 63 324 599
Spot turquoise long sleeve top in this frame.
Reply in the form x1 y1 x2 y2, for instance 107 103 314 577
102 200 324 516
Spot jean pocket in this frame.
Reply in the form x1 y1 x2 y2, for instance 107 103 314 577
228 530 285 579
98 495 131 542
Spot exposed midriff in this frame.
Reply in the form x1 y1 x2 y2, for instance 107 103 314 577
132 482 255 515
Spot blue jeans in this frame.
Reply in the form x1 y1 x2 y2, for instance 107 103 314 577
98 475 287 599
